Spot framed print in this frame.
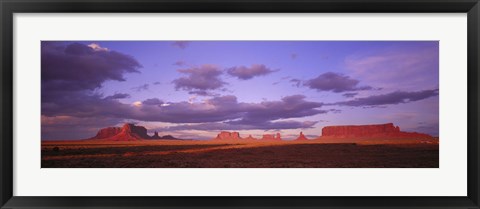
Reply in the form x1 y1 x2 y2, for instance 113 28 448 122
1 0 479 208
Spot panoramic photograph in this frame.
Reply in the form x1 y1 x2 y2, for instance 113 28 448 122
41 41 439 168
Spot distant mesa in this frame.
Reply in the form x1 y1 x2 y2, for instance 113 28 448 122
90 123 179 141
261 133 282 141
160 135 177 140
321 123 433 139
93 122 434 142
295 132 309 141
211 123 433 141
151 131 161 139
214 131 243 140
213 131 282 140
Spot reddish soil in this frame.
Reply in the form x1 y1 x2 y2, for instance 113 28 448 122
41 139 439 168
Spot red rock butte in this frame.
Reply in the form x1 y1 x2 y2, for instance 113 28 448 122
90 123 178 141
213 131 282 140
321 123 433 139
261 133 282 140
214 131 243 140
295 132 309 141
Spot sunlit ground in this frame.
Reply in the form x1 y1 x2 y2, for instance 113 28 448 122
41 138 439 168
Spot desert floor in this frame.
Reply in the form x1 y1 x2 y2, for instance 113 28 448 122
41 138 439 168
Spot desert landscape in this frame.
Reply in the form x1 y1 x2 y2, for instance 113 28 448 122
41 41 439 168
42 123 439 168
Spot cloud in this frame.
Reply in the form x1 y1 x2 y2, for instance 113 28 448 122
150 95 324 131
41 115 121 140
235 95 325 125
304 72 372 93
290 78 302 87
41 42 144 139
381 112 418 121
87 43 109 52
342 92 358 98
41 42 142 93
173 60 186 66
172 41 190 49
226 64 277 80
345 43 439 91
131 84 149 92
291 53 298 60
141 94 325 125
157 120 318 132
328 109 342 114
104 93 130 100
411 122 439 136
43 92 327 131
334 89 439 107
132 101 143 107
172 64 226 95
42 91 130 118
40 43 327 137
142 98 164 106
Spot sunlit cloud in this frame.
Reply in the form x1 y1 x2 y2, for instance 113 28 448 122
87 43 109 52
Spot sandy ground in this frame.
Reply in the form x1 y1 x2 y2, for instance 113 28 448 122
41 138 439 168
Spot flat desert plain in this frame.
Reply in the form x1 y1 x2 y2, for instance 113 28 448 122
41 139 439 168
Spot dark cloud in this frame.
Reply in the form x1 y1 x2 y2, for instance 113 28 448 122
335 89 439 107
226 64 277 80
42 92 130 118
104 93 130 100
41 42 145 139
342 92 358 98
41 42 142 93
130 95 246 123
290 78 302 87
157 120 317 132
150 95 324 131
304 72 372 93
187 90 219 96
172 65 226 95
44 92 327 130
236 95 325 125
142 98 164 106
153 81 161 85
41 42 144 137
172 41 190 49
328 109 342 113
131 84 149 92
41 115 122 140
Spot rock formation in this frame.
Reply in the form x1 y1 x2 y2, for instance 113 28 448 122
150 132 177 140
276 133 282 140
321 123 433 139
295 132 309 141
261 133 282 140
160 135 177 140
90 123 179 141
151 131 161 139
92 127 122 139
214 131 242 140
261 134 275 140
244 135 257 140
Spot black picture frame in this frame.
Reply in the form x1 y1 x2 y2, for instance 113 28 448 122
1 0 479 208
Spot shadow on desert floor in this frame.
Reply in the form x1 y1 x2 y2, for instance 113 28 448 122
41 140 439 168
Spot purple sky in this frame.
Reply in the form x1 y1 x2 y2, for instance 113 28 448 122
41 41 439 140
